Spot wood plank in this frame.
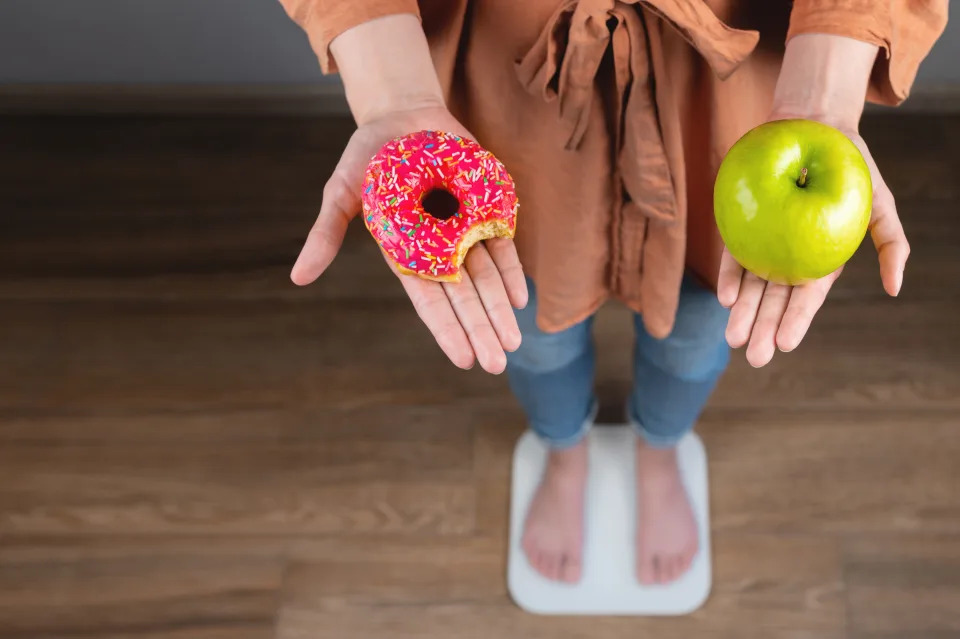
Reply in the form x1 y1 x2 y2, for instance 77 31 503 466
844 535 960 639
0 298 512 417
276 535 844 639
281 536 505 606
702 411 960 534
576 300 960 420
0 408 476 536
0 537 283 639
0 226 400 303
471 408 523 540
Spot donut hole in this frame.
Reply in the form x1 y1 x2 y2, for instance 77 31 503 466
421 188 461 220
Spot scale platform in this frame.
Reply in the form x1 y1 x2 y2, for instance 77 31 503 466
507 426 711 616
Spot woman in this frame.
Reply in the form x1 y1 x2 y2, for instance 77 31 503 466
280 0 947 586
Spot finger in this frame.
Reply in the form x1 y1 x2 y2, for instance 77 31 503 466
869 186 909 297
291 171 358 285
393 261 476 370
745 283 791 368
443 270 507 374
717 247 744 308
485 237 528 309
464 244 522 352
775 268 840 353
725 272 766 348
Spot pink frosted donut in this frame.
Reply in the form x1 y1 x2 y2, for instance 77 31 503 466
361 130 519 282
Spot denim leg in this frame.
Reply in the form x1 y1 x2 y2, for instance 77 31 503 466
629 275 730 447
505 279 597 449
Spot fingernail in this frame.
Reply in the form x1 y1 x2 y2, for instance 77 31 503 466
895 266 904 296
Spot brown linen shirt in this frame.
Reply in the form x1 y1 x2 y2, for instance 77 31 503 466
280 0 947 337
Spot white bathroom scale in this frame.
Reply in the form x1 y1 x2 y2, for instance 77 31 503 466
507 426 711 616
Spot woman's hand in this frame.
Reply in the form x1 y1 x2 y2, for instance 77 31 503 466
718 34 909 367
290 105 527 374
718 123 908 367
290 14 527 374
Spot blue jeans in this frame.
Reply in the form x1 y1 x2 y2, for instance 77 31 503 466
505 276 730 449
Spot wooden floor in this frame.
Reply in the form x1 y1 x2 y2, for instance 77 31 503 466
0 112 958 639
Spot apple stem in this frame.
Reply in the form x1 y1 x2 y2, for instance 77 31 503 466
797 167 808 188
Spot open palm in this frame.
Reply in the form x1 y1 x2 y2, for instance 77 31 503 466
290 106 528 373
718 119 909 367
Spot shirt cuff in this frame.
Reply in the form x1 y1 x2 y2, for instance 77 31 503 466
787 0 948 106
281 0 421 74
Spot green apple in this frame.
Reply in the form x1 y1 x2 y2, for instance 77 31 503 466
714 119 872 285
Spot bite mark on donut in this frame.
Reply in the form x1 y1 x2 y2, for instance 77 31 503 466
395 218 516 283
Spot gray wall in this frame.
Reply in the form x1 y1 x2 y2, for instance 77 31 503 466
916 22 959 84
0 0 955 86
0 0 327 84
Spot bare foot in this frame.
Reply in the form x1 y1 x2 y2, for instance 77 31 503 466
521 440 588 584
635 440 699 585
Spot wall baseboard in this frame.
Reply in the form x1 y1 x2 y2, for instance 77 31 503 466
1 83 959 117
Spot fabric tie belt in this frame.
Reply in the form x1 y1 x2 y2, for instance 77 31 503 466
516 0 758 223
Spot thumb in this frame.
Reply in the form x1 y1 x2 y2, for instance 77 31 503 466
869 186 909 297
291 144 365 285
291 173 359 285
850 136 909 298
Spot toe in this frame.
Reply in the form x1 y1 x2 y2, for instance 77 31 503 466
523 538 542 573
659 556 677 584
638 553 656 585
550 556 565 581
670 555 687 582
559 555 581 584
529 549 546 578
653 555 666 585
521 536 536 561
659 555 676 584
536 552 555 580
540 554 559 581
637 542 655 585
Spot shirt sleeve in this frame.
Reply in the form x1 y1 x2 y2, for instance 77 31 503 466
278 0 421 74
787 0 949 106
